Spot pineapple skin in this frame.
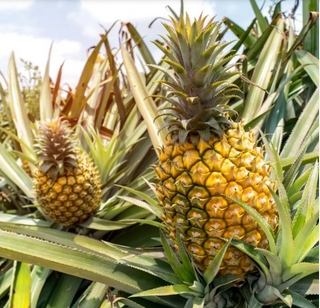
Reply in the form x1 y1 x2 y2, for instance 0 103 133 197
155 121 278 275
35 151 101 226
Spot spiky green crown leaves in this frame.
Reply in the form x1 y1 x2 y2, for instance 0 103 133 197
35 118 78 179
153 13 241 143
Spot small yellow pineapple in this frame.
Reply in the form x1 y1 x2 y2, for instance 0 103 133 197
34 118 101 226
153 14 278 275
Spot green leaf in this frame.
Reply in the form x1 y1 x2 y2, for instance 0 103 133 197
250 0 268 33
130 284 199 298
289 272 319 295
0 267 12 300
223 17 256 48
261 133 283 181
72 282 107 308
203 238 232 285
255 283 293 307
160 230 194 284
30 266 51 308
70 34 107 118
11 262 31 308
112 296 147 308
227 240 269 275
283 263 319 282
0 223 174 307
304 246 319 263
39 42 53 121
295 225 319 264
45 274 82 308
240 284 264 308
117 185 162 219
281 88 319 158
280 152 319 171
224 195 276 254
292 163 318 238
241 18 284 122
122 45 166 152
287 169 311 198
283 289 318 308
283 145 308 191
0 213 50 227
266 58 292 153
255 249 282 286
295 50 319 86
293 208 318 262
7 52 34 158
0 142 34 198
270 188 294 269
175 230 197 281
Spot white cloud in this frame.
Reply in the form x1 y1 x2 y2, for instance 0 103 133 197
0 32 85 87
0 0 34 10
70 0 216 39
67 0 217 71
80 0 215 23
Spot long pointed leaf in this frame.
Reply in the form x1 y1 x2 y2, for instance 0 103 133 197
122 45 166 153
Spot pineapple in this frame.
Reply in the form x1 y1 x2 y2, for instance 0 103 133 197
153 14 279 275
34 118 101 226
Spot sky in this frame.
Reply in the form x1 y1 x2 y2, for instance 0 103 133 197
0 0 303 87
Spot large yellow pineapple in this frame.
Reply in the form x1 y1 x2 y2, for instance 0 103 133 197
153 14 278 275
34 118 101 226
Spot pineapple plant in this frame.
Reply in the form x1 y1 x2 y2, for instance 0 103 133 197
0 0 318 307
34 118 101 226
152 14 278 275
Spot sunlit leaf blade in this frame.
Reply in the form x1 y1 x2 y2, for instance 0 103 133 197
222 17 256 48
175 229 197 280
249 0 268 33
71 282 107 308
30 266 51 308
160 230 194 284
122 45 166 152
265 57 292 153
280 152 318 170
70 34 107 118
112 296 147 308
261 131 283 181
130 284 198 298
39 42 53 121
280 88 319 158
117 185 162 218
0 142 34 198
241 18 284 122
295 50 319 85
294 224 319 264
125 22 156 66
269 188 294 269
291 163 318 238
303 4 319 59
0 224 175 307
228 240 269 275
287 169 311 198
203 238 232 285
11 262 31 308
225 195 276 254
283 145 308 191
283 263 319 282
7 52 34 158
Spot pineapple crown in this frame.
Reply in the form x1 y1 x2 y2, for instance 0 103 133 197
152 13 241 144
35 118 78 179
